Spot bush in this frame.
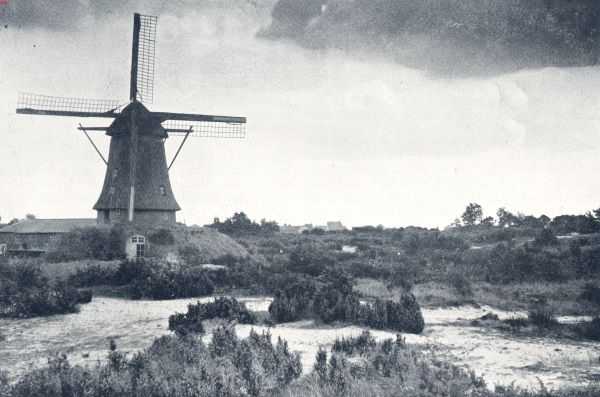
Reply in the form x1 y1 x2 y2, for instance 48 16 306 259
288 332 487 397
45 226 125 262
169 297 256 336
269 277 425 334
534 228 558 247
527 307 558 328
358 295 425 334
148 228 175 245
129 260 215 299
580 283 600 305
7 325 302 397
67 264 119 287
0 261 91 318
447 271 473 297
331 330 376 355
577 317 600 341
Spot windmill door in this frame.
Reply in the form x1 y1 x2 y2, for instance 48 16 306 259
127 235 146 260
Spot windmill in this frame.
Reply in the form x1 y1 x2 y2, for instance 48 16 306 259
16 13 246 226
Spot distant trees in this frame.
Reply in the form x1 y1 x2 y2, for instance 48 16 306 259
455 203 600 235
461 203 483 226
208 212 280 236
496 207 516 227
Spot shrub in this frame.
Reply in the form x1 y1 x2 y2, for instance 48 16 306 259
7 325 302 397
269 278 425 334
169 297 256 336
447 271 473 297
359 295 425 334
128 260 215 299
577 317 600 341
148 228 175 245
332 330 376 355
67 264 119 287
528 307 558 328
178 244 209 266
534 228 558 247
0 261 90 318
45 226 125 262
287 332 487 397
580 282 600 305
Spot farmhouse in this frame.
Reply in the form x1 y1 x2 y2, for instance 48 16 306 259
0 218 97 255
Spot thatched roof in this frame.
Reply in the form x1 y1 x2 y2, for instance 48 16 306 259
0 219 97 234
94 102 180 211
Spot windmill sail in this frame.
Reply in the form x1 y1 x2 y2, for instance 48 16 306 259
130 13 157 104
159 112 246 138
16 92 121 118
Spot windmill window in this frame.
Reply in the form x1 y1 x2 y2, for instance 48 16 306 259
136 243 145 258
109 186 116 195
112 168 119 179
159 185 166 196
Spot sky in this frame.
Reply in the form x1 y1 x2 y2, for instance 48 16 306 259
1 0 600 228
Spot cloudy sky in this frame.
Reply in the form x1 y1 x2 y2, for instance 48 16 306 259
1 0 600 228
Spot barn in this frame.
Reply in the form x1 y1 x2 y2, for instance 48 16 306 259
0 218 97 255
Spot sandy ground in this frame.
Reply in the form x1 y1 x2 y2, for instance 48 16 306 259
1 297 599 390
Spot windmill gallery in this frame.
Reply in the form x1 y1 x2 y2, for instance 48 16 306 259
0 13 247 259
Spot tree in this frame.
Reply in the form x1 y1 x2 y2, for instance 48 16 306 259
461 203 483 226
497 207 516 227
8 218 18 225
481 216 495 226
25 213 36 220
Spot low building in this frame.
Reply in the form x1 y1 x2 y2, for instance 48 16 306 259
280 221 347 234
327 221 347 232
0 218 97 255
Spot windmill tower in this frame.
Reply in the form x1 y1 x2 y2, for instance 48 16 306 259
16 14 246 227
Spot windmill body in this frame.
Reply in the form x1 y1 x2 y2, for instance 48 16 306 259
16 13 246 228
94 102 180 226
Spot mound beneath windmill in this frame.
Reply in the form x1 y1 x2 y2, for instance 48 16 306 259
143 225 249 263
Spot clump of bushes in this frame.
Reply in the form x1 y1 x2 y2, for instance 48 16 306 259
169 297 256 336
580 282 600 305
576 317 600 341
127 260 215 300
67 263 120 287
447 270 473 297
527 307 558 328
0 261 91 318
7 325 302 397
147 228 175 245
45 226 125 262
331 330 376 356
268 274 424 334
287 331 486 397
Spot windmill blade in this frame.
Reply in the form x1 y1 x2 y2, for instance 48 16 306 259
159 112 246 138
17 92 121 118
130 13 157 104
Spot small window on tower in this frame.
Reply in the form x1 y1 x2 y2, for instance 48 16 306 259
159 185 166 196
112 168 119 179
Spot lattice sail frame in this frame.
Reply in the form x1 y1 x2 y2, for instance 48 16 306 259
136 14 157 104
17 92 121 114
162 119 246 138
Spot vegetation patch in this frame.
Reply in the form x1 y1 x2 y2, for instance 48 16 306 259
0 259 91 318
45 226 126 262
268 272 424 333
4 325 302 397
168 297 257 336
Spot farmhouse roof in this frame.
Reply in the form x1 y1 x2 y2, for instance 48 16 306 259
0 219 97 234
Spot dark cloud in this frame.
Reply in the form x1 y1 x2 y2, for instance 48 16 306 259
259 0 600 76
0 0 264 30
